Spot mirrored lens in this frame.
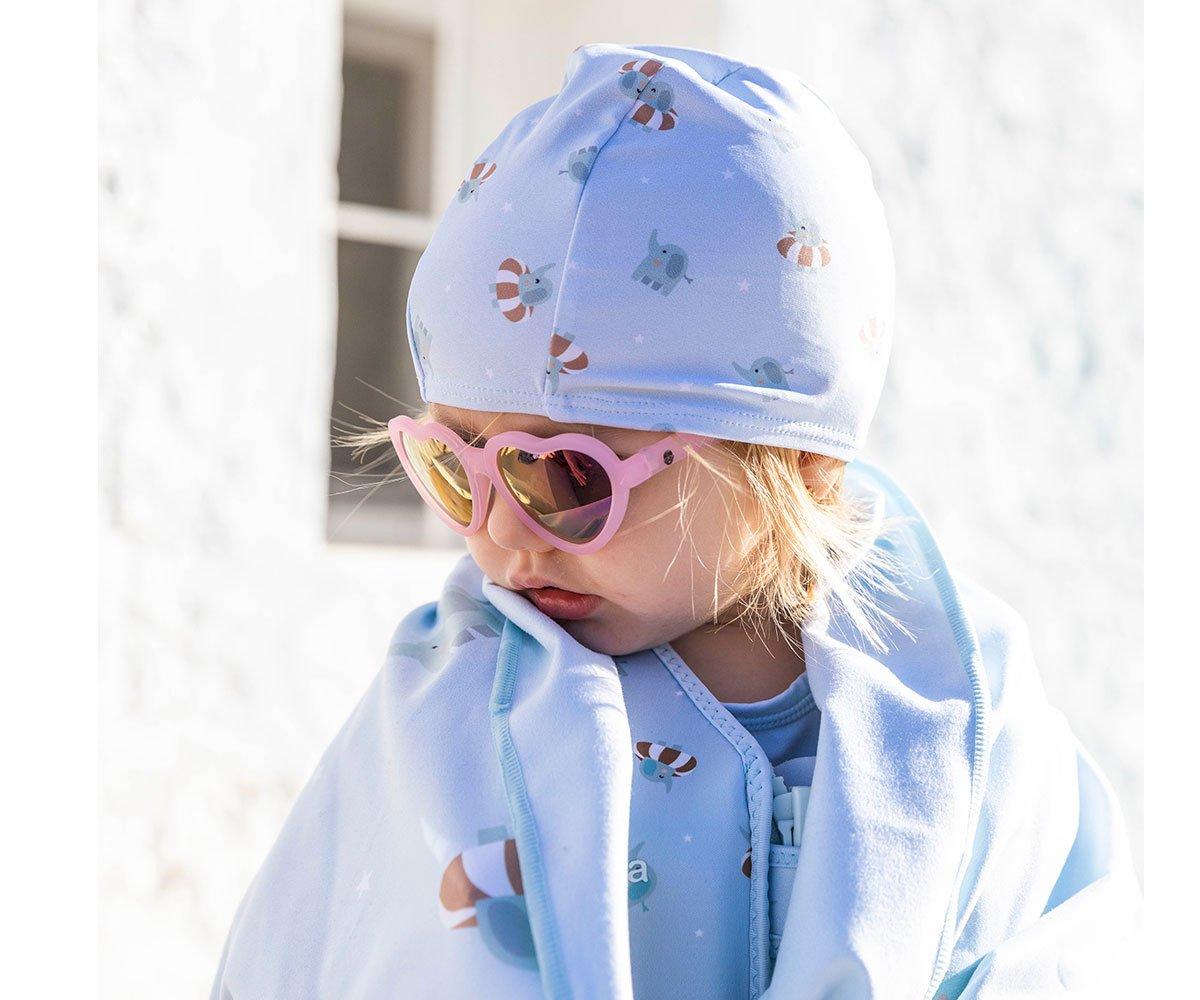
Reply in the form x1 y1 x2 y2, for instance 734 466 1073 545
401 433 473 526
497 447 613 543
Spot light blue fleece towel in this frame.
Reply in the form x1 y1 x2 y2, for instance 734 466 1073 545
209 461 1140 998
404 43 895 460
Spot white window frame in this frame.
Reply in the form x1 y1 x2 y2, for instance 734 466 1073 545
327 3 458 547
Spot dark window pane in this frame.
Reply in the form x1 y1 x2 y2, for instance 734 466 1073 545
339 58 404 209
337 31 432 213
327 240 425 542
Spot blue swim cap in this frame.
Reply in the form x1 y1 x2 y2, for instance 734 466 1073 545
405 42 895 460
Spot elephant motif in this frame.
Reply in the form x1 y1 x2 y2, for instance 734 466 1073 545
633 739 698 792
457 161 497 202
411 312 432 376
617 57 677 131
631 230 693 295
777 217 832 268
559 146 599 183
616 57 664 101
490 257 556 323
388 586 504 673
733 356 794 390
545 331 589 394
437 827 538 971
627 841 658 912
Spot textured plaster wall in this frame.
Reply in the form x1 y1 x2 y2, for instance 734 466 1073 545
100 2 1141 998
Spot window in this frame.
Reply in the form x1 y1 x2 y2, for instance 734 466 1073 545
327 11 450 545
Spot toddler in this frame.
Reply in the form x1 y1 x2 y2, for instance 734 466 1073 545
211 43 1138 1000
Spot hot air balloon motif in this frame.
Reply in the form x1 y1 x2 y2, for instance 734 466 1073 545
559 146 599 183
634 739 698 792
777 217 832 268
732 356 794 391
616 58 677 132
388 585 504 673
438 829 538 971
545 331 589 394
457 161 497 202
858 316 888 356
411 311 433 376
627 840 658 912
738 824 753 878
490 257 555 323
632 230 693 296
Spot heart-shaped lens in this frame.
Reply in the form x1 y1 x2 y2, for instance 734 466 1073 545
402 433 473 526
497 447 613 543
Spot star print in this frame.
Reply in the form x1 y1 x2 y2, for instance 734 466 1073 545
683 833 693 843
788 355 803 367
634 334 644 343
485 368 495 378
722 168 735 180
694 928 705 938
501 201 514 212
566 259 580 270
356 870 372 899
574 107 583 117
675 690 684 697
444 283 452 292
640 176 649 184
737 279 750 292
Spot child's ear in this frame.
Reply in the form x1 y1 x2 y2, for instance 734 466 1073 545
798 452 843 503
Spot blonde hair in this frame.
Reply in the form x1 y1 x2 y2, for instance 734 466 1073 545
333 402 911 656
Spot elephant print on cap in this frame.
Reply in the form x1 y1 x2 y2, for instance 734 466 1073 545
632 230 693 295
457 161 497 202
733 356 794 391
437 828 538 971
617 58 677 132
490 257 555 323
634 739 698 792
616 57 664 100
411 312 433 377
777 217 832 268
545 331 589 394
559 146 599 183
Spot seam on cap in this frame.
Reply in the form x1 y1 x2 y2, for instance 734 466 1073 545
541 57 661 403
421 376 862 448
713 60 749 87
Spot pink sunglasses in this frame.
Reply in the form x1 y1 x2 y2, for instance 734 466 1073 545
387 414 711 553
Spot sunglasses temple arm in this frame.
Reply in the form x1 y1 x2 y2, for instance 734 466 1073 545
622 434 703 488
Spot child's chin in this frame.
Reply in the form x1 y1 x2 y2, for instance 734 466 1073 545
561 619 649 659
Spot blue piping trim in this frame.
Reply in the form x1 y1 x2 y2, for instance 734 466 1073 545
653 642 775 998
490 620 572 999
849 459 992 1000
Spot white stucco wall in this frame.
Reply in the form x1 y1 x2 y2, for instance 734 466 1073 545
100 2 1141 998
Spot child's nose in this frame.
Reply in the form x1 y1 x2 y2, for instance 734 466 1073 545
483 487 556 554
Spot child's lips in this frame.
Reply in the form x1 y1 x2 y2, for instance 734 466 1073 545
524 586 602 621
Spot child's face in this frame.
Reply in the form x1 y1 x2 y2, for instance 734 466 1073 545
428 403 759 655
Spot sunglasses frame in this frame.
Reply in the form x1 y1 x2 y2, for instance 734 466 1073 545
387 414 712 554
